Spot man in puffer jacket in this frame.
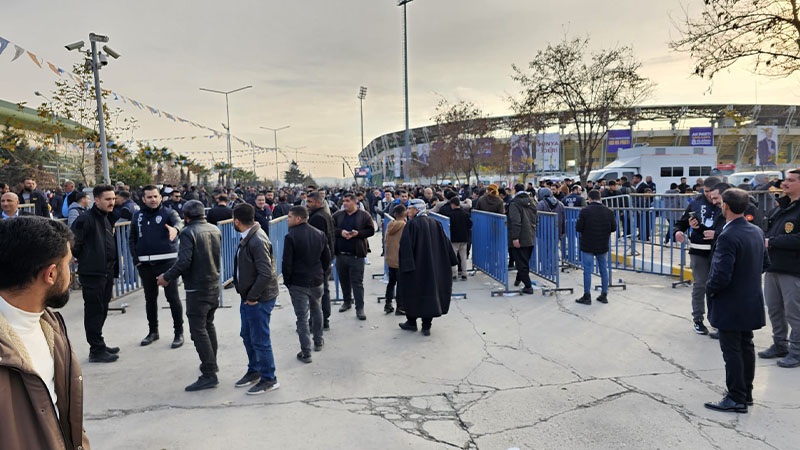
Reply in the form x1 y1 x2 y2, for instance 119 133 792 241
507 184 538 294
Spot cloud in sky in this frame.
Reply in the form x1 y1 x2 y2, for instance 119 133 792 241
2 0 799 178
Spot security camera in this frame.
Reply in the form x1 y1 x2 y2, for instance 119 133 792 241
98 52 108 66
65 41 85 51
103 45 121 59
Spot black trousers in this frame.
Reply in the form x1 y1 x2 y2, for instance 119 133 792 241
186 289 219 376
718 329 755 404
138 261 183 334
80 271 114 354
336 254 365 310
510 246 533 289
406 316 433 330
321 266 331 320
385 268 403 309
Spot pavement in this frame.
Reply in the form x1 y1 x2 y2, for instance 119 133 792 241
58 233 798 449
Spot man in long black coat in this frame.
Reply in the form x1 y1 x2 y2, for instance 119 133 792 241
704 188 769 414
397 199 457 336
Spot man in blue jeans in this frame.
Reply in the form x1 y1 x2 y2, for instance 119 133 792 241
575 190 617 305
232 204 281 394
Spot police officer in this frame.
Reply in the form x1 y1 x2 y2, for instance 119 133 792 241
674 176 722 336
163 190 186 220
760 168 800 368
129 185 185 349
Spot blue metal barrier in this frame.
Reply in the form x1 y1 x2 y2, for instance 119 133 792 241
216 219 238 307
268 215 289 277
430 211 467 299
471 210 516 296
529 212 573 295
111 221 138 310
564 208 582 268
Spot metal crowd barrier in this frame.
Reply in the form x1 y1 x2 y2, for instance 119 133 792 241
563 207 626 291
429 211 467 299
110 221 137 311
216 219 238 307
19 203 36 214
471 210 516 296
268 215 289 277
377 213 393 302
529 212 572 295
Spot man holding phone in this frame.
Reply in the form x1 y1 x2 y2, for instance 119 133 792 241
675 177 722 336
332 193 374 321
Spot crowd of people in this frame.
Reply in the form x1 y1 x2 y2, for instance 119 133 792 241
1 168 799 448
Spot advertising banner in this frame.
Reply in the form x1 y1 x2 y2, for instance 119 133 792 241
416 143 430 164
509 135 532 173
689 127 714 146
756 126 778 166
536 133 560 171
393 147 402 178
607 129 632 154
355 167 370 178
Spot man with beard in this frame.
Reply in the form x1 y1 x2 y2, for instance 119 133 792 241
17 177 50 217
0 217 91 450
129 185 185 349
307 192 335 330
253 193 273 233
71 185 120 363
397 199 457 336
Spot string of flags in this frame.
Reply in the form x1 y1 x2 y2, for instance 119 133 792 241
0 33 273 154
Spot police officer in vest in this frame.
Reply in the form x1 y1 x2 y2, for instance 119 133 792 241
129 185 185 348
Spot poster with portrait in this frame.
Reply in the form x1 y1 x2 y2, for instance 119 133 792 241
415 143 430 164
756 126 778 166
509 135 532 173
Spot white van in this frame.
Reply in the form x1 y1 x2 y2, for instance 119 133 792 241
727 171 783 187
588 146 717 191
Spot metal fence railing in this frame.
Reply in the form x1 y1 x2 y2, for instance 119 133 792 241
471 210 516 296
268 215 289 277
18 203 36 215
216 219 238 306
429 211 467 299
110 221 138 311
529 212 572 295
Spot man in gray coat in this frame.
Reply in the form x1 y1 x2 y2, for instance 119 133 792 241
231 203 281 394
507 183 538 294
157 200 221 392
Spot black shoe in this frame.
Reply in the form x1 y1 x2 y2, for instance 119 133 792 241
247 378 280 395
224 283 235 290
89 351 119 363
461 275 467 281
514 279 521 287
105 346 120 354
693 321 709 335
758 344 789 359
297 352 312 364
185 375 219 392
521 287 534 295
395 309 405 316
356 309 367 320
453 276 457 281
384 303 395 314
234 371 261 388
709 331 719 340
703 396 747 413
339 302 352 313
171 334 184 349
422 328 431 336
323 319 330 330
575 294 591 305
399 322 418 331
596 293 608 304
140 332 159 346
314 338 324 352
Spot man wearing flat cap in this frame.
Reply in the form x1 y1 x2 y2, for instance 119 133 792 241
157 200 222 392
397 199 458 336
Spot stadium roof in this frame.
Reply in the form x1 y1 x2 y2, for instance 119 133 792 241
0 98 93 140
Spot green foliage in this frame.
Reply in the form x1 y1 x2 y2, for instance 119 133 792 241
284 161 305 186
0 125 57 185
110 164 152 187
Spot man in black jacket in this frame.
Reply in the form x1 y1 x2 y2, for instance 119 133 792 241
283 206 331 363
575 190 617 305
129 185 184 349
18 177 50 217
253 193 273 233
307 192 335 330
272 194 292 218
71 185 119 363
507 184 537 294
443 197 471 280
760 169 800 368
206 194 232 225
674 177 722 335
333 193 375 320
232 204 281 394
704 188 768 413
157 200 222 391
163 190 186 220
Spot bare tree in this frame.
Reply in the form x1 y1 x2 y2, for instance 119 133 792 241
508 81 552 181
512 35 653 184
671 0 800 79
431 98 494 184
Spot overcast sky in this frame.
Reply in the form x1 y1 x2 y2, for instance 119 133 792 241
3 0 799 178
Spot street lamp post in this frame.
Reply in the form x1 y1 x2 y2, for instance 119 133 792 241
199 85 252 184
260 126 290 187
35 91 61 185
65 34 121 185
358 86 367 154
398 0 414 181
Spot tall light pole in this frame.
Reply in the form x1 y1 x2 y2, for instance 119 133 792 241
199 85 252 182
358 86 367 156
261 125 290 187
35 91 61 185
398 0 413 181
65 34 121 185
